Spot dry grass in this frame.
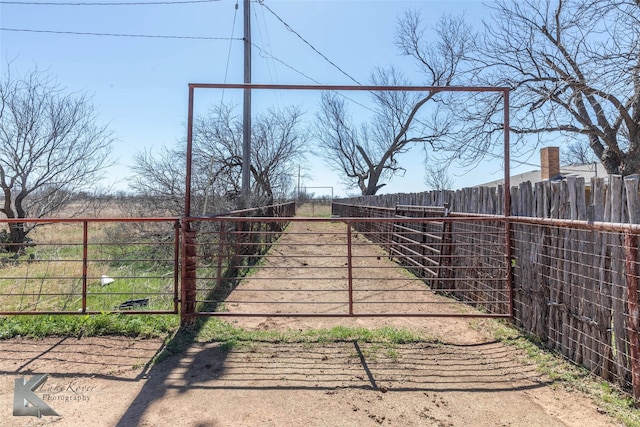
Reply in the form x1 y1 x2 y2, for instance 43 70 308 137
296 202 332 217
1 216 177 313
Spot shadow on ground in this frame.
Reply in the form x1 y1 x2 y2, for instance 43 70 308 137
114 327 551 426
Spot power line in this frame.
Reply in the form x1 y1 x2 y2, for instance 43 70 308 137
250 42 320 85
0 0 220 5
0 27 241 40
253 4 278 86
250 42 377 114
258 1 362 86
220 0 240 104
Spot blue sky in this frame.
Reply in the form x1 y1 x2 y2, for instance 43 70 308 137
0 0 514 197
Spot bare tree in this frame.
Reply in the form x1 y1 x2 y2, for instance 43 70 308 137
130 103 307 214
314 14 472 196
128 146 187 216
400 1 640 175
424 154 454 191
0 69 113 251
194 104 307 208
193 103 243 210
563 140 599 165
314 68 448 195
249 106 307 205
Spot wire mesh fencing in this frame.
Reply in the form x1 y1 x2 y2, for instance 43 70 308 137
511 218 640 394
0 218 180 314
336 201 640 397
184 213 510 318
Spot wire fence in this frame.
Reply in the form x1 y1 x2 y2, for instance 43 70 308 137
335 202 640 398
5 198 640 398
511 218 640 394
0 218 180 314
184 209 510 318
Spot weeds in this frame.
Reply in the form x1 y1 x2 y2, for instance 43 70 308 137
476 319 640 427
0 314 178 339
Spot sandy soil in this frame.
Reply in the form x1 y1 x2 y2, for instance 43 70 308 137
0 214 626 426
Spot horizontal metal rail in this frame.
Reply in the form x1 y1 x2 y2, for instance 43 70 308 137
0 217 180 315
183 215 511 318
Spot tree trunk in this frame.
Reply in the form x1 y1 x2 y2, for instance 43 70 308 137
6 222 26 253
620 135 640 176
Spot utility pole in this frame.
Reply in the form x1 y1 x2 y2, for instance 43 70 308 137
241 0 252 208
297 165 301 200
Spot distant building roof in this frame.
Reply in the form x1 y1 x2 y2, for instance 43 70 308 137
480 162 608 188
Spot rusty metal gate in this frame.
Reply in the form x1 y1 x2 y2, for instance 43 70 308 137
0 217 180 315
175 83 512 322
180 206 512 322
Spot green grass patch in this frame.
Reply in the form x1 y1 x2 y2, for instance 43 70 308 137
194 319 431 349
0 314 178 339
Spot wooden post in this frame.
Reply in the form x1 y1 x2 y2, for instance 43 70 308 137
625 175 640 224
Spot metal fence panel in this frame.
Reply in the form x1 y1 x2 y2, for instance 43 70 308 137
0 218 180 315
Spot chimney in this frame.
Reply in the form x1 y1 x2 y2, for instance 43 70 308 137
540 146 560 180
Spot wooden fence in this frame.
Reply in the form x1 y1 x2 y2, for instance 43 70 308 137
334 177 640 399
338 174 640 223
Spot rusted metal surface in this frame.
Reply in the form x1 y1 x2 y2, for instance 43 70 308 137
0 217 180 315
185 85 195 218
186 215 511 318
347 223 354 316
82 221 89 313
180 226 197 327
508 214 640 233
188 83 510 93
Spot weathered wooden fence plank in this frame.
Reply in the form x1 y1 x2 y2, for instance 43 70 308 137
625 175 640 224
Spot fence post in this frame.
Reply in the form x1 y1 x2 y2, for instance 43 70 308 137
625 232 640 404
181 222 197 327
347 222 353 316
173 220 181 313
82 220 88 314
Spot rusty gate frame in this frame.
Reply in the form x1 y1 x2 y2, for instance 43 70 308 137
182 83 512 325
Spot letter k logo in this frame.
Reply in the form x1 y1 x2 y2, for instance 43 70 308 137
13 374 59 417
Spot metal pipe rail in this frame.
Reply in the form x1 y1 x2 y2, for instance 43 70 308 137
0 217 180 315
181 215 511 319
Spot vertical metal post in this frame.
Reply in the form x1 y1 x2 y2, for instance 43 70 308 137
81 220 88 313
347 222 354 316
185 85 194 219
173 220 181 313
625 232 640 404
503 88 511 215
182 85 197 325
181 221 197 327
503 88 514 320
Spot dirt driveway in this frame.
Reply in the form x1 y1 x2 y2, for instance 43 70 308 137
0 214 627 426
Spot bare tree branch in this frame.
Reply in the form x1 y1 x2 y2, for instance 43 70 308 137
415 0 640 175
0 68 113 250
131 103 307 213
